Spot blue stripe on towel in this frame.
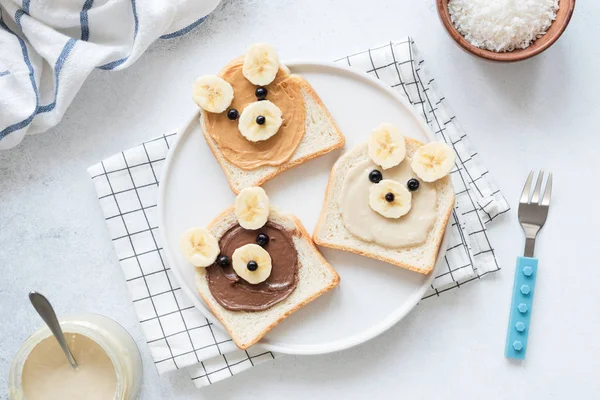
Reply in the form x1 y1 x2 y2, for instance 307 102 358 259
22 0 30 13
0 70 10 77
159 15 208 39
37 38 77 114
0 15 39 140
97 0 138 70
80 0 94 41
15 9 26 28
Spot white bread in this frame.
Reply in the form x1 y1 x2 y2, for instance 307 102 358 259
200 65 345 194
313 138 455 274
196 207 340 349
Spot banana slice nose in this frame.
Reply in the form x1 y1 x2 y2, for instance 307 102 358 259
232 243 272 284
238 100 283 142
369 179 412 219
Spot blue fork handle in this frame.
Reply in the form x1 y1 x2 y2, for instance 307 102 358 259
505 256 538 360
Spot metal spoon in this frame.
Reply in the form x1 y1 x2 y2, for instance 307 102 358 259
29 291 79 369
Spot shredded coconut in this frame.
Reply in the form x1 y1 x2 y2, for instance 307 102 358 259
448 0 559 52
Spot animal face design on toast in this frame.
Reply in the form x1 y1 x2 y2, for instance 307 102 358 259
337 123 455 248
193 43 306 170
180 187 299 311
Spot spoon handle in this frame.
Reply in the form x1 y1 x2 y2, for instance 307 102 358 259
29 292 79 368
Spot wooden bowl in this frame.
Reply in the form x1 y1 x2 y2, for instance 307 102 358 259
436 0 576 62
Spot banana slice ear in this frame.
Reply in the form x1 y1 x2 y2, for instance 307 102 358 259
235 187 270 230
192 75 234 113
410 142 455 182
180 227 220 267
368 123 406 169
243 43 280 86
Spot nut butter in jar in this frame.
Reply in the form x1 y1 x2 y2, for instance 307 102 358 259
9 314 142 400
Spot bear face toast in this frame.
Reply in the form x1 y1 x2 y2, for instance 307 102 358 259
180 187 340 349
193 43 345 194
313 123 456 275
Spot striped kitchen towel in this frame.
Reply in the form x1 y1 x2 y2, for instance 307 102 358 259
0 0 221 149
88 38 510 388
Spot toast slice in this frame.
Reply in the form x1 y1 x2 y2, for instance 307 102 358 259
200 64 345 194
196 207 340 349
313 138 455 274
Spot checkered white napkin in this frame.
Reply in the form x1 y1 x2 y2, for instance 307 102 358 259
88 38 509 388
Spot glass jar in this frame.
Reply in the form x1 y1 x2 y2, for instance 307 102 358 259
9 313 143 400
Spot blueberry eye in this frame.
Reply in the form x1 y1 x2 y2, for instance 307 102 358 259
255 87 267 100
407 178 420 191
256 115 266 125
369 170 382 183
256 233 269 247
227 109 239 120
217 255 230 267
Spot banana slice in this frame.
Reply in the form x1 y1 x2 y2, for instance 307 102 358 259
192 75 234 113
238 100 283 142
232 243 272 284
368 123 406 169
411 142 456 182
369 179 412 219
235 186 270 230
243 43 279 86
179 227 220 267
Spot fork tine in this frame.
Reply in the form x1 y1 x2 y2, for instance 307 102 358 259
520 170 534 204
531 170 544 204
541 172 552 206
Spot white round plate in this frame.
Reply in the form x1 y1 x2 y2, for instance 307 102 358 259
159 61 447 355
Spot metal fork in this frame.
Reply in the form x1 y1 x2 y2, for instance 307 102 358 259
519 170 552 258
505 170 552 360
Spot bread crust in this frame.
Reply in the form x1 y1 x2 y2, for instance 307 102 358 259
312 137 455 275
197 206 340 349
200 69 345 194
